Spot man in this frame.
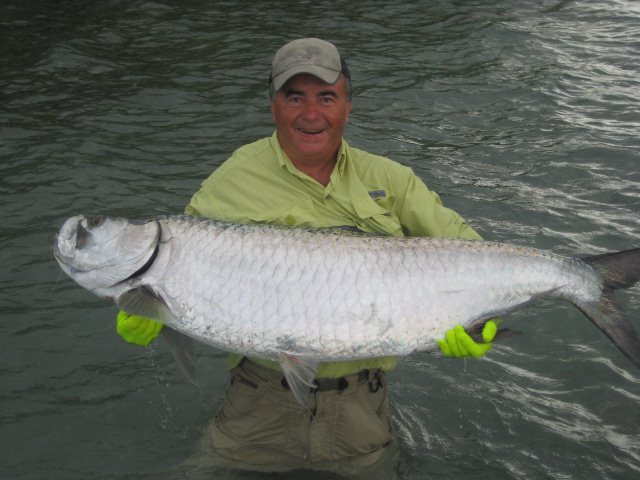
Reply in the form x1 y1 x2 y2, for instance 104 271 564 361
117 38 496 474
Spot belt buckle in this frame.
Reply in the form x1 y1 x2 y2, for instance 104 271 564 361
313 377 349 392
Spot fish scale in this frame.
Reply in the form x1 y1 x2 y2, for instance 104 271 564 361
161 220 560 356
53 214 640 404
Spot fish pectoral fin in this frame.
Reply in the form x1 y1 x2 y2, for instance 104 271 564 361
116 287 198 387
116 285 176 324
162 327 199 387
277 352 319 409
467 320 521 343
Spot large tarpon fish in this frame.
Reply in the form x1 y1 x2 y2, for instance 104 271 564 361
53 214 640 404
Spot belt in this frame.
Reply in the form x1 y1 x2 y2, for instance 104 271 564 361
234 358 385 393
280 369 379 393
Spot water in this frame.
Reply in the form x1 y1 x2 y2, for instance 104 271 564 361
2 0 639 478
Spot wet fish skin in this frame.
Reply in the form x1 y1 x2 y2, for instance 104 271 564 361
53 214 640 401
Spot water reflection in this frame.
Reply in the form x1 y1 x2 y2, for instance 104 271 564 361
2 0 640 479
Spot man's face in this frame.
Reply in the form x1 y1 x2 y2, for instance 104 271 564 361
271 73 352 165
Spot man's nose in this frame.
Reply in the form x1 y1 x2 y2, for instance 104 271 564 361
300 100 320 121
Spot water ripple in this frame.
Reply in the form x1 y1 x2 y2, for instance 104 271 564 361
2 1 640 479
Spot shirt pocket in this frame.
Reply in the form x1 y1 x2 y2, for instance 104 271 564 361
370 192 396 215
352 197 404 237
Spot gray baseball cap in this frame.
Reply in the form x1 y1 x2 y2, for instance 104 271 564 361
270 38 344 91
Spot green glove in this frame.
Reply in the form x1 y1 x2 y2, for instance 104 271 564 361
437 320 498 358
116 311 163 346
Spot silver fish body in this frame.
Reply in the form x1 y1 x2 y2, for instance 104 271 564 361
53 214 640 400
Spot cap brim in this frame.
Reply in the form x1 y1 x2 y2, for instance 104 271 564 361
272 65 341 92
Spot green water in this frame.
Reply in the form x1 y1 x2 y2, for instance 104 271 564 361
2 1 639 478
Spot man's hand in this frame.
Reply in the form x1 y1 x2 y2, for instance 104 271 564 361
116 311 163 346
437 320 497 358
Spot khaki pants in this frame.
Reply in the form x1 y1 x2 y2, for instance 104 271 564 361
192 358 395 476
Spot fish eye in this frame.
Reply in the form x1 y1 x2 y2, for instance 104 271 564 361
87 216 105 227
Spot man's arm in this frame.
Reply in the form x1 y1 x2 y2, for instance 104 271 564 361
392 168 497 357
393 170 482 240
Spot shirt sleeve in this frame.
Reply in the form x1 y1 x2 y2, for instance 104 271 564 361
184 175 221 218
395 170 482 240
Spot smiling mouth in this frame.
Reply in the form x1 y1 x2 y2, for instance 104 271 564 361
298 127 324 135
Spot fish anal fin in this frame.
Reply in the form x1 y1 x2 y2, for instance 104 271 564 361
277 352 319 409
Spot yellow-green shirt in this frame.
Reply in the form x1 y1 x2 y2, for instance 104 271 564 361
185 131 481 377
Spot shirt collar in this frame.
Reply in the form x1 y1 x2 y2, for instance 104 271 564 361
270 130 350 185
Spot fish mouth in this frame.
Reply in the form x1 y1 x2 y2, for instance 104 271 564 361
53 215 83 256
51 215 87 267
50 233 66 263
49 215 97 271
51 231 84 279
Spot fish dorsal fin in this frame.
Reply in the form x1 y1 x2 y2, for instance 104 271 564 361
117 286 198 386
277 352 319 409
116 285 176 324
162 327 198 387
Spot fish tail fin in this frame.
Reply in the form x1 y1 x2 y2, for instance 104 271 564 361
584 248 640 290
579 248 640 368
